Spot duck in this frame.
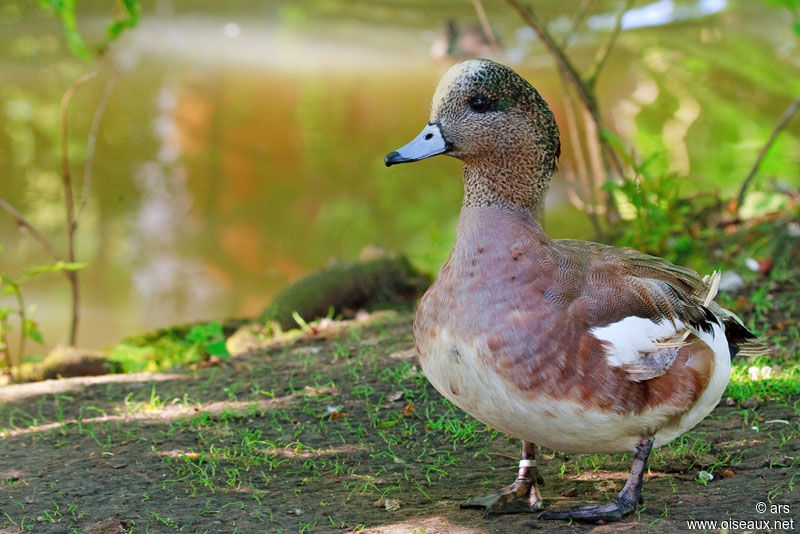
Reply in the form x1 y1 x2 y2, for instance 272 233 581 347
384 58 761 523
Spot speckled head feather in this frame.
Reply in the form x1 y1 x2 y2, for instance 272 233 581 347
429 59 560 217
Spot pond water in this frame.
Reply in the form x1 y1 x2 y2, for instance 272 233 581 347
1 0 798 355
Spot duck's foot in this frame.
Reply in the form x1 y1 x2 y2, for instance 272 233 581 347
461 441 543 517
538 438 654 524
538 498 634 523
461 477 543 517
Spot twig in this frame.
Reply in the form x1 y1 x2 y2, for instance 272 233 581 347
737 96 800 211
471 0 501 51
59 70 97 346
0 198 62 261
507 0 596 118
78 71 117 221
506 0 625 177
559 0 594 49
586 0 634 87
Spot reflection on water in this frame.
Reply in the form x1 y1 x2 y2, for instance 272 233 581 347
0 1 798 354
129 82 222 327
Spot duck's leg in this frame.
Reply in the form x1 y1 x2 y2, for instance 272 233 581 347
461 441 544 517
539 437 654 523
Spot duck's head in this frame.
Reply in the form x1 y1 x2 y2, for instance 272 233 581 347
385 59 560 212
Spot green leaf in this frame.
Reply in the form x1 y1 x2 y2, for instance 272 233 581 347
205 340 230 359
794 20 800 35
106 0 140 41
24 261 88 278
24 319 44 344
1 275 20 295
185 325 209 343
186 321 223 343
36 0 91 59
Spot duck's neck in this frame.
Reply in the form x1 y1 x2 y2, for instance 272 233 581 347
461 153 552 221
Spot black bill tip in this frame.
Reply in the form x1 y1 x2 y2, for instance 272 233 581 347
384 150 408 167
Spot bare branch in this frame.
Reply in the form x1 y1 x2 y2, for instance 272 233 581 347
78 72 118 221
737 96 800 211
471 0 501 51
586 0 635 88
0 198 62 262
59 70 97 346
506 0 625 178
559 0 594 49
60 71 97 233
507 0 597 117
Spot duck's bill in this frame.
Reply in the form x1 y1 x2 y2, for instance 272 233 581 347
384 123 451 167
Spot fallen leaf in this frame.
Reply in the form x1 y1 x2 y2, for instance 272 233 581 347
561 487 577 497
384 499 401 511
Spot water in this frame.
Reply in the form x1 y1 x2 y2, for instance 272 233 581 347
0 0 798 355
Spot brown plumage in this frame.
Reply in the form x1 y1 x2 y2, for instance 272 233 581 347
385 59 761 523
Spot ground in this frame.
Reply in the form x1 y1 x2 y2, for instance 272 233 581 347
1 311 798 534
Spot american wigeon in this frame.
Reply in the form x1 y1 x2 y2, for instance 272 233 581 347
385 59 761 523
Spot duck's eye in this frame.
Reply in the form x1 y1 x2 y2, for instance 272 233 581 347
468 95 492 113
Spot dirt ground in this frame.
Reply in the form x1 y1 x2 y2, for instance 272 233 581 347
1 312 798 534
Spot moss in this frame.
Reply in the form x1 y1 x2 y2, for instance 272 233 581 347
259 255 430 329
13 346 122 383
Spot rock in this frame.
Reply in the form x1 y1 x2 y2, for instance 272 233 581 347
18 346 122 382
741 398 759 409
259 254 430 329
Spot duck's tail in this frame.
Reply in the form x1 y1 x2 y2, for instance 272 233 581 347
656 271 769 358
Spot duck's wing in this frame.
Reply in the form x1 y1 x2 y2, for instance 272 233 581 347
551 240 762 381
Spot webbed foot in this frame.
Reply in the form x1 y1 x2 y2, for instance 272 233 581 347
461 441 543 517
461 476 543 517
538 438 654 524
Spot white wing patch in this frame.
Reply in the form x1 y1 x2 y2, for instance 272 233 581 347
590 316 685 367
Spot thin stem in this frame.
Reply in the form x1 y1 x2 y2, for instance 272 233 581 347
14 289 26 370
0 198 62 262
506 0 625 178
559 0 594 49
471 0 501 51
737 96 800 211
506 0 596 117
586 0 634 88
59 70 97 346
78 71 117 221
0 317 8 371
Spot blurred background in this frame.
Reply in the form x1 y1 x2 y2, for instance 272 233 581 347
1 0 798 356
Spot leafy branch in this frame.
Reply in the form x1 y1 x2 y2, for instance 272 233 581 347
36 0 141 60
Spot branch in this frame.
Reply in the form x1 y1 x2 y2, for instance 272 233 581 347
559 0 594 49
506 0 597 117
471 0 501 51
737 96 800 211
0 198 62 262
78 72 117 221
506 0 625 177
586 0 634 87
60 71 97 235
59 70 97 346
